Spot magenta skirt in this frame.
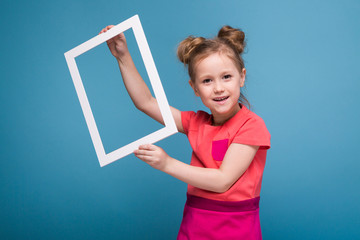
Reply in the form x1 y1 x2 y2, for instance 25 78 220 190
177 194 262 240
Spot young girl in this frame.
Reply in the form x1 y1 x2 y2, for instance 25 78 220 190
100 25 270 240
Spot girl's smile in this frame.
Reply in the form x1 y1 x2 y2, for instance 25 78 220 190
213 96 229 104
190 52 246 125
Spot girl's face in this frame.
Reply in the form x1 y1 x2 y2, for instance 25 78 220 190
190 52 245 125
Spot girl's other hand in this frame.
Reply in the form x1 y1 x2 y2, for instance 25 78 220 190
99 25 129 60
134 144 171 171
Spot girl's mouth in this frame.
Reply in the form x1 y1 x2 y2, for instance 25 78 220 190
213 96 229 102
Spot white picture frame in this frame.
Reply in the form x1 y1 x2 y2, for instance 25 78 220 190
64 15 178 167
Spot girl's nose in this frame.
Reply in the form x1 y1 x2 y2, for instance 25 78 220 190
213 81 224 93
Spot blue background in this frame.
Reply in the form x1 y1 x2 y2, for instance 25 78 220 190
1 0 359 239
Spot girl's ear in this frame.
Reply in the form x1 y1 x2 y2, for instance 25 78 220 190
240 68 246 87
189 80 200 96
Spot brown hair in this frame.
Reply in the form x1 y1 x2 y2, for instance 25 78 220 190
177 25 250 108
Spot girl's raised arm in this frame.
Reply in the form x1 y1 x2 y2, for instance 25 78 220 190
99 26 184 133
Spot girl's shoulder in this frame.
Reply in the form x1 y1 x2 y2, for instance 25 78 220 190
241 108 267 128
228 107 271 149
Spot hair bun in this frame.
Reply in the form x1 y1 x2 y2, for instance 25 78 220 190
217 25 246 54
177 36 205 64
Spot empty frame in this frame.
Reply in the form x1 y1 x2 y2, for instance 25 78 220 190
64 15 177 167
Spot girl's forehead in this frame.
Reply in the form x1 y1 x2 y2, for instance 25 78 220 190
195 52 237 71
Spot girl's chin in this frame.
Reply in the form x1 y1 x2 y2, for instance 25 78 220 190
212 103 240 116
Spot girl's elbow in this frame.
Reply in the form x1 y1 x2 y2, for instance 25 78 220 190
213 181 232 193
135 100 151 113
135 103 145 112
136 97 156 113
213 187 228 194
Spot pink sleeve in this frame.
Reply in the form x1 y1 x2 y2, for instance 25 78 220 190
233 117 271 149
181 111 196 135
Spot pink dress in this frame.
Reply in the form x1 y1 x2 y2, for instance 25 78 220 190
177 105 271 240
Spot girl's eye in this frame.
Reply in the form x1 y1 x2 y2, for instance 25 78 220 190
202 79 212 84
223 74 231 79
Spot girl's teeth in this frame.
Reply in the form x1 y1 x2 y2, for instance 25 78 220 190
214 97 228 101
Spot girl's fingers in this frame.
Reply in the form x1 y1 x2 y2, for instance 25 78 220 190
134 152 154 164
138 144 156 151
134 149 152 156
99 25 114 34
136 155 152 162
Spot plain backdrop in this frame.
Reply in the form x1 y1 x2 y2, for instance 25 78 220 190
1 0 359 239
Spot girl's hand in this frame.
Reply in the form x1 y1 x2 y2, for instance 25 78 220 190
99 25 129 60
134 144 171 171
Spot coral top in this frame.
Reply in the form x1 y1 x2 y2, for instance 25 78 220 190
181 105 271 201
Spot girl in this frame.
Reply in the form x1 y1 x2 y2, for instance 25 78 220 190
99 25 270 240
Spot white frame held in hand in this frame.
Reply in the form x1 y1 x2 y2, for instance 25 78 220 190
64 15 178 167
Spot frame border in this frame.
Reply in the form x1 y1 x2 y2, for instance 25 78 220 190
64 15 177 167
